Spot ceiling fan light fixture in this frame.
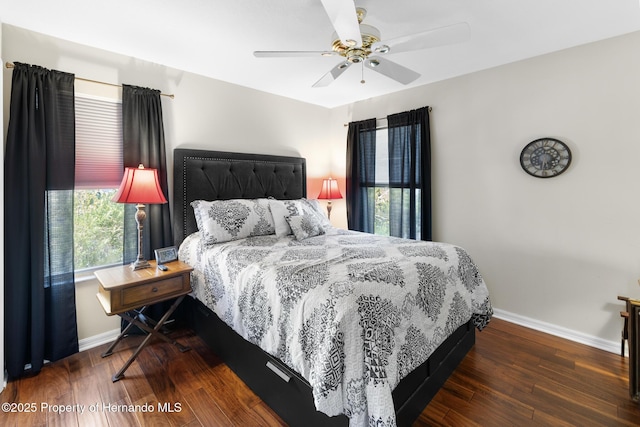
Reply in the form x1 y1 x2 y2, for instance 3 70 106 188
374 44 390 54
368 59 380 67
346 48 366 63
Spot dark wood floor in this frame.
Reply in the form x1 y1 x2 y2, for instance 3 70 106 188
1 318 639 426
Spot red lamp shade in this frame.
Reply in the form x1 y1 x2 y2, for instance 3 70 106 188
112 164 166 270
317 178 342 220
112 164 167 205
317 178 343 200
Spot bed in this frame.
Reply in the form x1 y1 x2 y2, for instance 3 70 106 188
173 148 492 426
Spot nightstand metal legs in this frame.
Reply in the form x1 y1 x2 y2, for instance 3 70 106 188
102 295 190 382
101 305 150 358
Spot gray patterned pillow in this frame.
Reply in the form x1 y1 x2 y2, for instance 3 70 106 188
300 198 332 229
286 214 326 240
268 199 303 237
191 198 275 245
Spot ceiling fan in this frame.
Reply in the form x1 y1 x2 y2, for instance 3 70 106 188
253 0 471 87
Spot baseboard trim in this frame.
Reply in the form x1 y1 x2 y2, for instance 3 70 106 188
78 328 120 353
492 308 621 355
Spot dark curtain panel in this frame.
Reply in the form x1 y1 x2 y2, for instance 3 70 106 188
346 119 377 233
4 62 78 379
121 85 172 331
122 84 172 262
387 106 432 241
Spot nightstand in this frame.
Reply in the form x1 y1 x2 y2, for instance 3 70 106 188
95 260 194 382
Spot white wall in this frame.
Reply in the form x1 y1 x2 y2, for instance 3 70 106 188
330 31 640 348
2 24 336 342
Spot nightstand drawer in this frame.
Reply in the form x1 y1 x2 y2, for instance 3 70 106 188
122 276 186 306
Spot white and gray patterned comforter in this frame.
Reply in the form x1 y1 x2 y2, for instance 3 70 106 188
179 227 492 427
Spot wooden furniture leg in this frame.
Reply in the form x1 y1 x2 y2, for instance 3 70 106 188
619 296 630 357
622 311 630 357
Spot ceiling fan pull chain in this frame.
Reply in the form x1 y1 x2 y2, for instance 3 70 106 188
361 62 365 84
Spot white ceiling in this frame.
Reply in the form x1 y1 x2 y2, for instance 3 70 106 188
2 0 640 108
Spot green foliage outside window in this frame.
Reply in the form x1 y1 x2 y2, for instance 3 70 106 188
374 187 390 236
73 189 124 270
372 187 421 238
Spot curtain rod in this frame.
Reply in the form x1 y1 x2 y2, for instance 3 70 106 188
343 118 386 128
343 107 432 127
5 62 175 99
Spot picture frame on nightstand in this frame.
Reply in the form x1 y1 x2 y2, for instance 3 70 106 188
155 246 178 265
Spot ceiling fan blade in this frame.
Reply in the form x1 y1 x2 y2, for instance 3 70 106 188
320 0 363 47
313 61 352 87
372 22 470 55
254 50 338 58
365 57 420 85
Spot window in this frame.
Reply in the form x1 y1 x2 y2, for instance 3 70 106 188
74 94 124 272
369 129 423 238
347 108 430 241
373 129 390 236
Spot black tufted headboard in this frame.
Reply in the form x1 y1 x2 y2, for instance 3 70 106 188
173 148 307 247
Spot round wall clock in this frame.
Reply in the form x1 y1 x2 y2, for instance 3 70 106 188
519 137 572 178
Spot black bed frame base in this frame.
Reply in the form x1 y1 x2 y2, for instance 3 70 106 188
185 296 475 426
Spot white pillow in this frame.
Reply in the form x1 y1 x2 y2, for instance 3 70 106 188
286 214 326 240
268 199 303 237
191 198 275 245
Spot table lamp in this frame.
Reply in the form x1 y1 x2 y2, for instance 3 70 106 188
112 164 167 270
317 177 343 219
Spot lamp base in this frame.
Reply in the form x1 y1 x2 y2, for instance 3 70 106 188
130 203 151 270
130 259 152 270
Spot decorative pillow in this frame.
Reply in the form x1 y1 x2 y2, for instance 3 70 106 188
286 214 326 240
300 198 332 229
268 199 303 237
191 198 275 245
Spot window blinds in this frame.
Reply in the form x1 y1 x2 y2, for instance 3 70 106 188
75 95 123 189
